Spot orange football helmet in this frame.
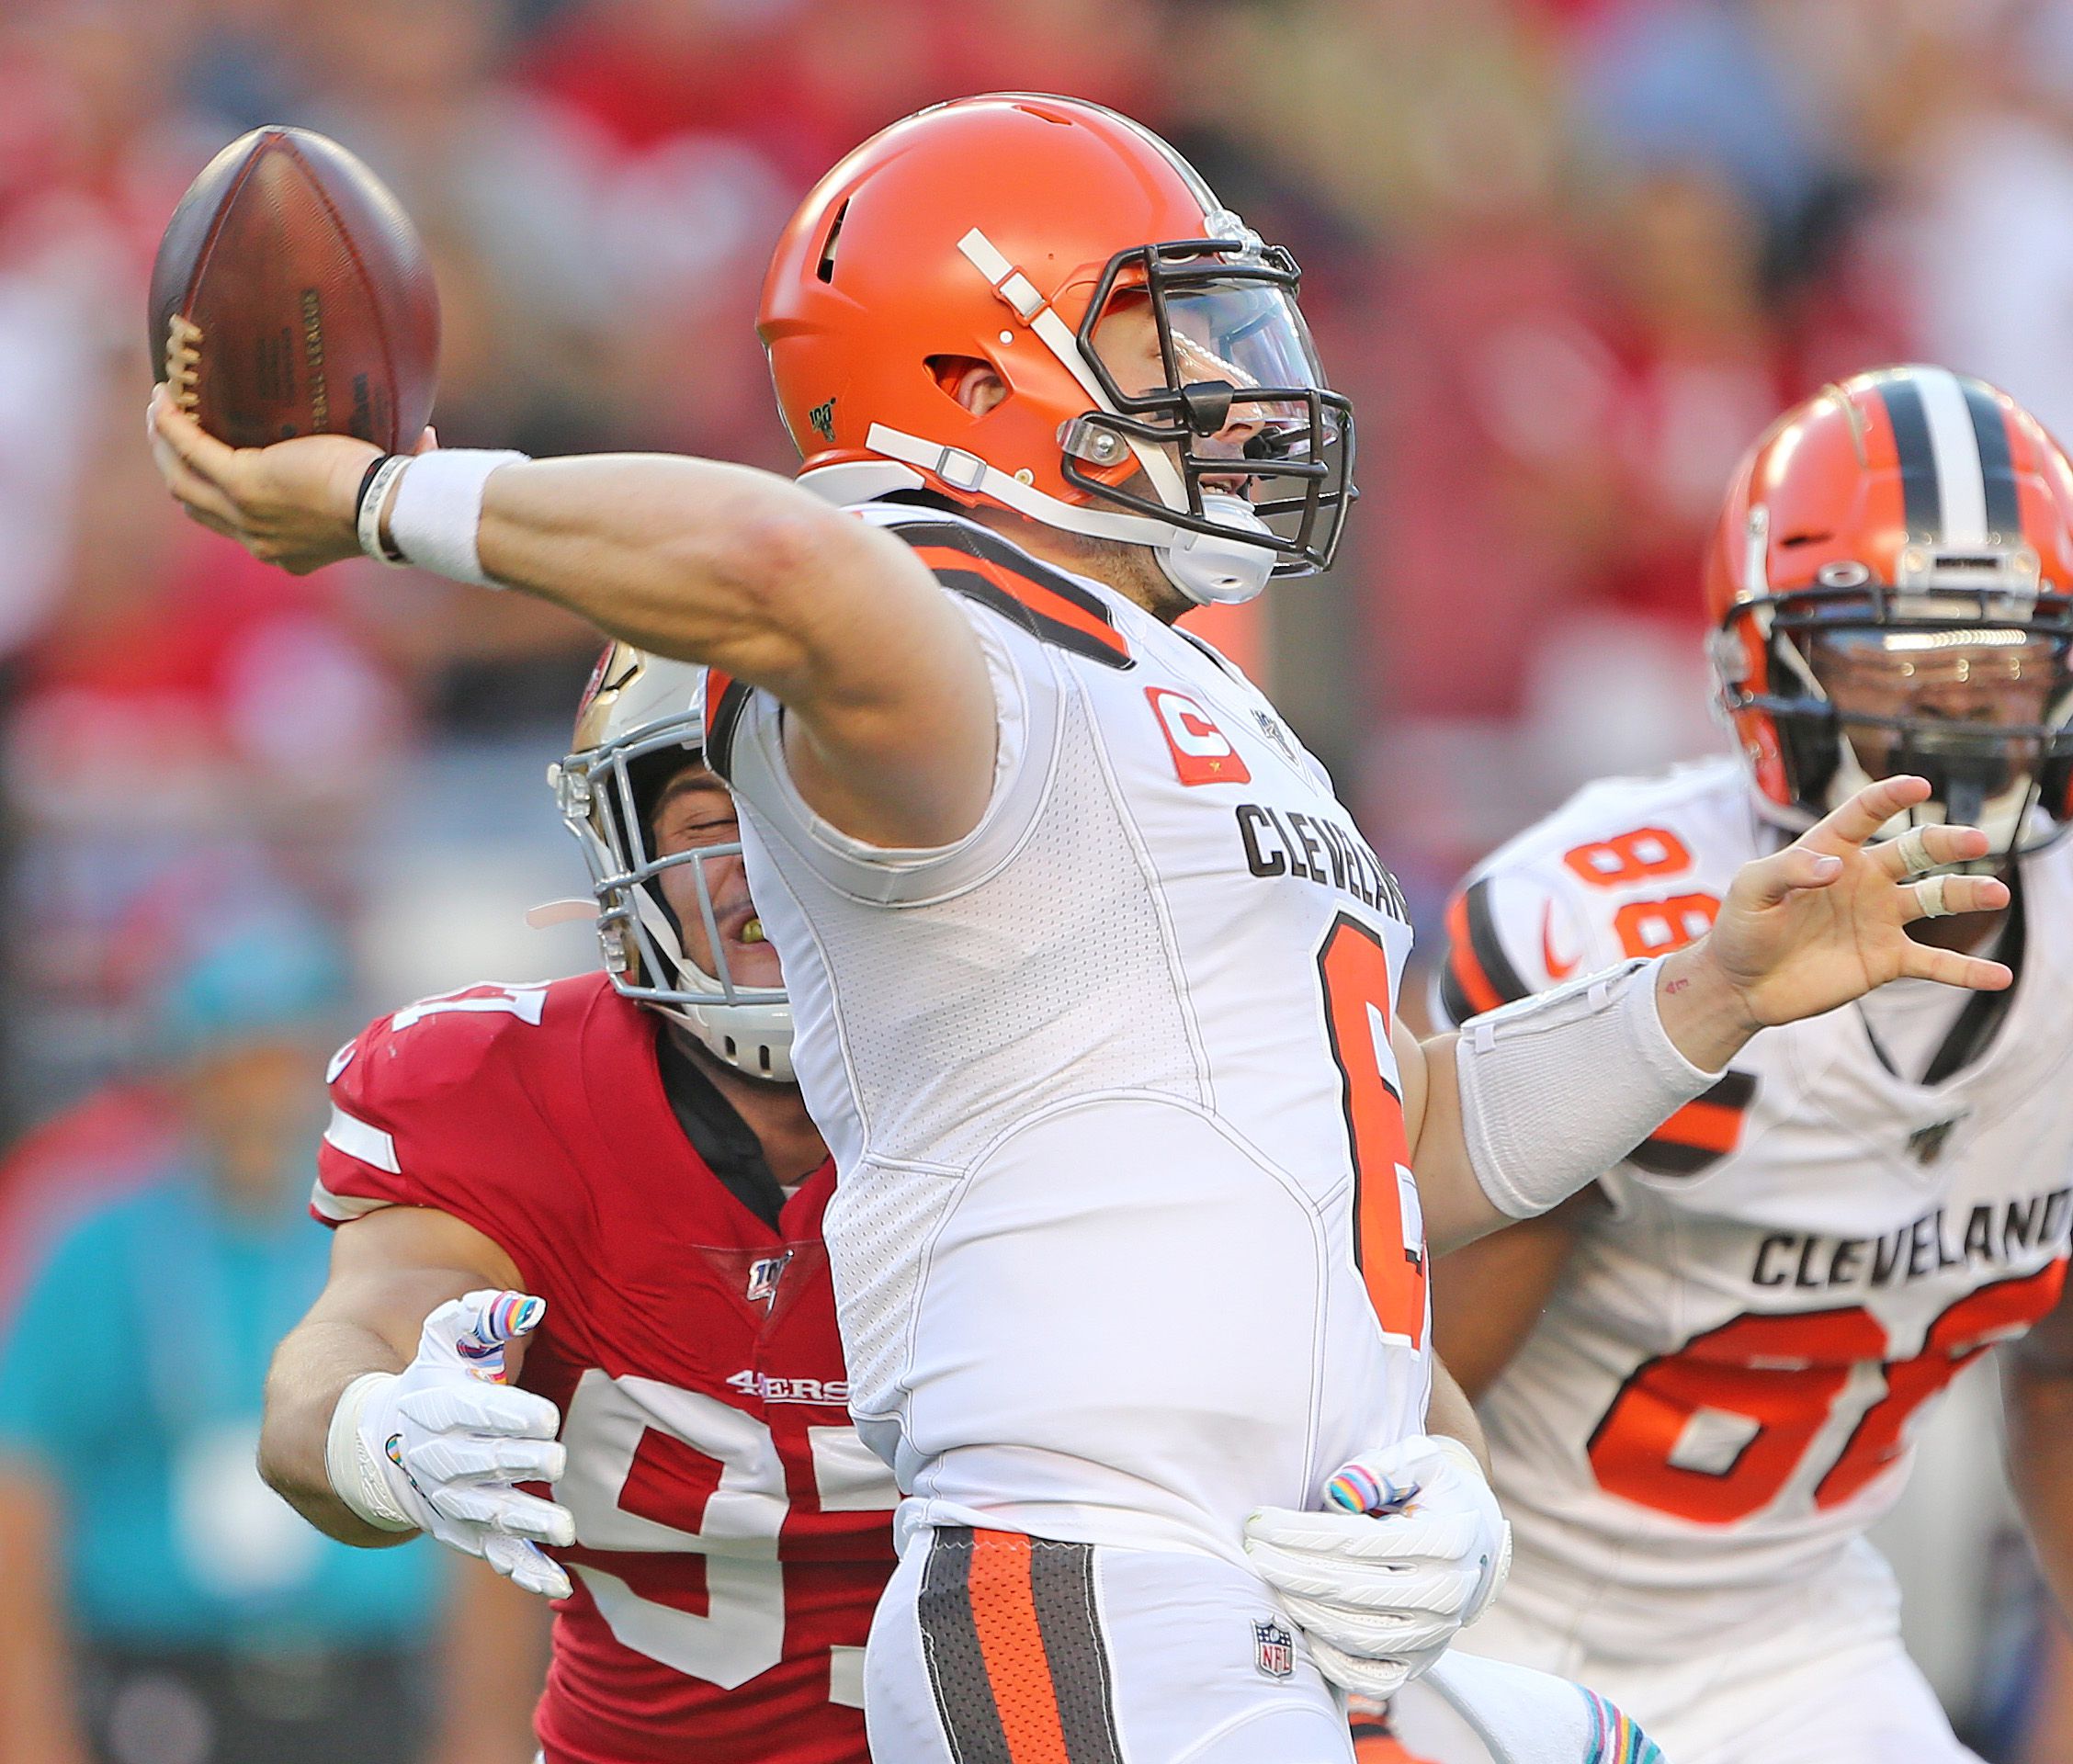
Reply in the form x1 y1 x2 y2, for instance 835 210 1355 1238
1705 364 2073 858
758 93 1353 605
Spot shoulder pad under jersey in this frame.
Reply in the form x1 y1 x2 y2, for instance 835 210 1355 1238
314 976 594 1225
864 503 1134 671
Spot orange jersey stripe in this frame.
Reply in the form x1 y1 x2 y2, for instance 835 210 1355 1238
705 669 733 744
1354 1736 1433 1764
1444 892 1503 1017
912 544 1130 663
965 1531 1073 1764
1650 1095 1744 1155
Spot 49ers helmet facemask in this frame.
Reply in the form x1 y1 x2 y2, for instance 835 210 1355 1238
552 645 792 1082
1706 365 2073 865
759 94 1354 606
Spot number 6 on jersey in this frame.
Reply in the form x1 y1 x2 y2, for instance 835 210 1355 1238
1317 913 1427 1348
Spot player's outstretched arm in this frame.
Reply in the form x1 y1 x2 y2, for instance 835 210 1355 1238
423 1559 554 1764
147 394 997 849
260 1204 522 1543
1406 775 2011 1253
0 1466 94 1764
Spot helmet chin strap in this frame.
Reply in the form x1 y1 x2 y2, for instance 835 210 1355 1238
832 431 1282 605
1157 491 1276 605
1889 726 2029 861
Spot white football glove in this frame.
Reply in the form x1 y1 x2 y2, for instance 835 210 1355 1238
325 1289 575 1598
1243 1433 1512 1699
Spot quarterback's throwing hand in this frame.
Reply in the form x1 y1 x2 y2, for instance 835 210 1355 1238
147 385 420 575
328 1289 576 1599
1243 1434 1512 1698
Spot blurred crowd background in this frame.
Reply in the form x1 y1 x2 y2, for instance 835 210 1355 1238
4 0 2073 1758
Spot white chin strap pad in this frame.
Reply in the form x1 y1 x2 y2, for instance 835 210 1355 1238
855 426 1280 605
1158 492 1277 605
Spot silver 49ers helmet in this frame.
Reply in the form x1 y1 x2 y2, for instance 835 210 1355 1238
552 644 793 1081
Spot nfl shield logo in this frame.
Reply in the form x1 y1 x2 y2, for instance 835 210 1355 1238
1252 1618 1295 1680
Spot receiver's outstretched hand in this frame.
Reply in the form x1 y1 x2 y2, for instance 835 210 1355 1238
1661 775 2011 1072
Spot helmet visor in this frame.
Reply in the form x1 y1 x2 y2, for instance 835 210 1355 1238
1803 621 2073 850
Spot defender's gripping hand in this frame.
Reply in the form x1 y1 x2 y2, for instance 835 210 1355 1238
326 1289 575 1599
1244 1434 1512 1698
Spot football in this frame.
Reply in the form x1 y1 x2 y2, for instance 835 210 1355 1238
149 126 440 451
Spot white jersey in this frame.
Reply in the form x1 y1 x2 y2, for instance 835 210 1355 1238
713 502 1428 1564
1435 755 2073 1663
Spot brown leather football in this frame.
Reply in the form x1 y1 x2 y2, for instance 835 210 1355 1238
150 127 440 451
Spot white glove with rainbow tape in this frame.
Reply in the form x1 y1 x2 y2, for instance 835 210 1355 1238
326 1289 575 1598
1243 1432 1512 1698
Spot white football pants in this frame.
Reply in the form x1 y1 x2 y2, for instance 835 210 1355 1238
867 1525 1668 1764
866 1526 1356 1763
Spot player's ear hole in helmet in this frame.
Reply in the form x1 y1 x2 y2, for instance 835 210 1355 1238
1706 365 2073 865
553 644 794 1082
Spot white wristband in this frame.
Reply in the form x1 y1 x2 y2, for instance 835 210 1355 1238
324 1370 414 1532
1454 957 1720 1219
356 455 412 565
385 448 529 588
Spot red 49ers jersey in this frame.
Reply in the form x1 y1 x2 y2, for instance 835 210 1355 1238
314 971 895 1764
1435 757 2073 1662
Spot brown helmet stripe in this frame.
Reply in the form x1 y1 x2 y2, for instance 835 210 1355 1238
1875 374 1942 539
1962 379 2022 541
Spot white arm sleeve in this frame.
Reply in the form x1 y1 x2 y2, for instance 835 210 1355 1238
1454 957 1719 1220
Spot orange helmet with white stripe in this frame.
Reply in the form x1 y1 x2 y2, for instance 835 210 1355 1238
757 93 1354 605
1705 365 2073 859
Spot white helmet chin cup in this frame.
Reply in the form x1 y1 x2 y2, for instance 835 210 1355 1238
678 997 794 1083
1816 742 2036 864
1157 492 1277 605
